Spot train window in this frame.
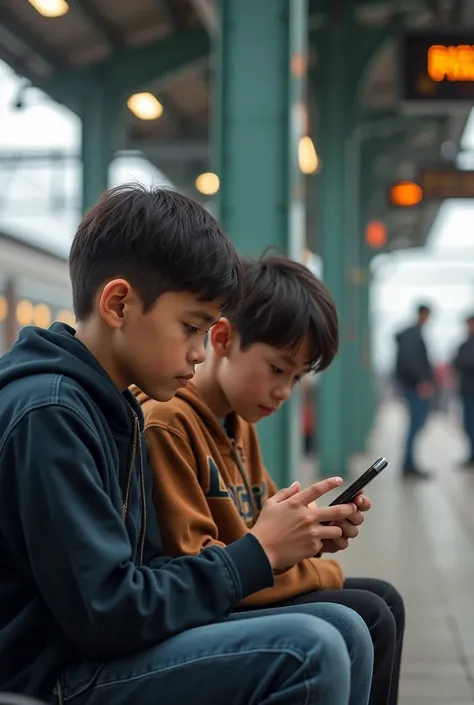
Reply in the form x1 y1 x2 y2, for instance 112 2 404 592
16 300 34 327
0 296 7 323
33 303 51 328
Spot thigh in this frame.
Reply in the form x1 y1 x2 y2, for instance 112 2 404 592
233 600 372 646
268 587 387 635
343 578 405 635
234 602 373 705
58 611 348 705
266 583 400 651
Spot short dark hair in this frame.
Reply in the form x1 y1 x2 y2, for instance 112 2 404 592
232 256 339 373
69 183 243 321
418 304 431 316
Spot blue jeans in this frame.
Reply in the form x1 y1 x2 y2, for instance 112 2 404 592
55 603 373 705
462 394 474 461
403 386 430 468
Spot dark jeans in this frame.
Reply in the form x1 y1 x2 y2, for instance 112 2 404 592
403 386 430 469
462 393 474 461
55 601 374 705
259 578 405 705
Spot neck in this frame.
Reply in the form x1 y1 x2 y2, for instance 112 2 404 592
75 319 128 391
193 358 232 418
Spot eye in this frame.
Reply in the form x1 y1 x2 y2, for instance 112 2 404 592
270 364 284 375
184 324 200 336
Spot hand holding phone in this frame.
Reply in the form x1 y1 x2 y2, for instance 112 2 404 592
320 457 388 526
328 457 388 507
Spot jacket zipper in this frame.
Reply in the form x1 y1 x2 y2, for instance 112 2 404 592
122 413 147 565
54 415 147 703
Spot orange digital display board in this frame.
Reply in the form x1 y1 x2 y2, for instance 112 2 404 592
388 170 474 204
402 32 474 104
420 168 474 200
427 44 474 82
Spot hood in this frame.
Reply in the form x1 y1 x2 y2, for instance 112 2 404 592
0 323 142 432
132 381 245 450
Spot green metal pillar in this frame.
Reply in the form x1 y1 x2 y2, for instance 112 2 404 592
315 12 352 477
343 121 365 457
214 0 308 488
353 239 374 452
344 122 416 455
361 244 375 445
80 74 120 214
350 146 377 455
313 16 398 475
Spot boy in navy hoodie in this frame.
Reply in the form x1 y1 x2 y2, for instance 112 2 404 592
0 185 373 705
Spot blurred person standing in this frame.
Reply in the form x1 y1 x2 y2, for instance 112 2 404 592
453 314 474 469
394 304 434 479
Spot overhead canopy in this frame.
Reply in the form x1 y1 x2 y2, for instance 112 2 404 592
0 0 472 248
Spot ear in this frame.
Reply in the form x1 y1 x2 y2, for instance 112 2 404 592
98 279 137 329
209 318 237 358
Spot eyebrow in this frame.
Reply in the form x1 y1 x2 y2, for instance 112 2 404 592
186 309 219 325
279 353 312 374
280 354 297 367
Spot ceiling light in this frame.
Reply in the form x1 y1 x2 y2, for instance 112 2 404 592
127 93 163 121
28 0 69 18
195 172 220 196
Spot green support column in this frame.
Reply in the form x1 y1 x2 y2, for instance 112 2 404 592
315 13 351 477
313 16 398 475
344 123 364 457
362 244 375 444
80 74 120 214
353 239 373 453
214 0 307 488
351 146 376 455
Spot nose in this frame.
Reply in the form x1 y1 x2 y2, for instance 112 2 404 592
190 340 207 365
273 382 292 403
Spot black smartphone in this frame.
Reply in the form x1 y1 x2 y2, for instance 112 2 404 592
328 457 388 507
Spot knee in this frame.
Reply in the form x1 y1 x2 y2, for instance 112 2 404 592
295 614 351 697
375 580 405 630
315 603 373 673
363 590 398 645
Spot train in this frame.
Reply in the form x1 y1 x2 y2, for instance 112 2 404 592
0 229 74 354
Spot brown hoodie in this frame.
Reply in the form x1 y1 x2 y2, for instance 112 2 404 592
132 383 344 607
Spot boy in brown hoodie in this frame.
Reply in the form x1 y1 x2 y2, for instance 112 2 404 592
134 255 404 705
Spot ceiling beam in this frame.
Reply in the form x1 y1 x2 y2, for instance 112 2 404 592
127 138 209 161
71 0 125 51
0 2 68 71
189 0 218 36
160 0 186 31
38 28 210 104
0 140 210 164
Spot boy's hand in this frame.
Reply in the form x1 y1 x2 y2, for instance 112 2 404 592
320 493 372 554
250 478 357 570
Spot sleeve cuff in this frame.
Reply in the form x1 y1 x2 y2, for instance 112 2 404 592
224 533 275 600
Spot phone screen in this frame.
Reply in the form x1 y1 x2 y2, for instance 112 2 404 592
328 457 388 507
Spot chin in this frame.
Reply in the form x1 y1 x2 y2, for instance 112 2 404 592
156 389 178 402
144 384 178 403
236 408 259 424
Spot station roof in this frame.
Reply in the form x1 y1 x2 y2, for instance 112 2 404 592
0 0 472 251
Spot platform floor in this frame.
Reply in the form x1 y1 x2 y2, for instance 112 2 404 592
300 401 474 705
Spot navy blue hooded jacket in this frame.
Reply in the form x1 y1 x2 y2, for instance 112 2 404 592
395 324 433 388
0 323 273 700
